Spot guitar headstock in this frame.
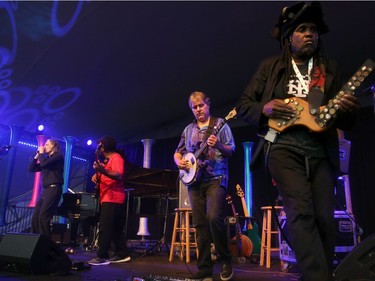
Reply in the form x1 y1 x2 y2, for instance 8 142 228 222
224 108 237 121
236 184 244 198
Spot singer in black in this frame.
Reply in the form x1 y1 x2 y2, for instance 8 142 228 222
29 139 64 239
236 2 360 281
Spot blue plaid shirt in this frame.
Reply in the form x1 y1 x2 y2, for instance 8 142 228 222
175 117 235 188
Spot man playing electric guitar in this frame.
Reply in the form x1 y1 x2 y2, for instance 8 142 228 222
174 91 235 281
235 3 361 281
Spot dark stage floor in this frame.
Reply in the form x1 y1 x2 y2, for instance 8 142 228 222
0 241 300 281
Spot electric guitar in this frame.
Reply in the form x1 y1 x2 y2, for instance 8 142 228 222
226 194 253 260
235 184 261 255
93 149 101 199
179 108 237 187
268 59 374 133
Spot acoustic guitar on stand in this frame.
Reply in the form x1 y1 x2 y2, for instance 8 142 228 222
268 59 374 133
235 184 262 256
226 194 253 262
179 108 237 187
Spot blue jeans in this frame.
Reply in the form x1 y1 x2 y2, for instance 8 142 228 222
188 179 231 273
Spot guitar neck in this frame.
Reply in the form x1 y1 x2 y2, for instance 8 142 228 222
315 59 374 129
268 59 374 133
194 118 226 158
240 197 250 217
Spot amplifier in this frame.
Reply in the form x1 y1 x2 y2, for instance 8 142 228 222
279 211 358 264
334 211 358 254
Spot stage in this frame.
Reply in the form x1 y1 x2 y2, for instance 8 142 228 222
0 242 300 281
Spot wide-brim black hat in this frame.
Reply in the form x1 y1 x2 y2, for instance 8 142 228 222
272 1 329 42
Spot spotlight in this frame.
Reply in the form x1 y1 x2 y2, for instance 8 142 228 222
86 139 93 146
37 124 44 133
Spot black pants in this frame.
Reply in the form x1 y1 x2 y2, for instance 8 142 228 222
31 185 62 239
268 148 335 281
97 202 129 259
189 179 232 274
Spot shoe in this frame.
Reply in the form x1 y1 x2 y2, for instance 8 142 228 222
186 270 213 281
109 255 131 263
220 263 233 281
88 257 110 266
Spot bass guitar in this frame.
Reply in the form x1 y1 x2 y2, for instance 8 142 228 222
226 194 253 261
93 149 101 199
179 108 237 187
268 59 374 133
236 184 261 256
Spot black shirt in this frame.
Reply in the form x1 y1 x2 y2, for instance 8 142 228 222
29 152 64 188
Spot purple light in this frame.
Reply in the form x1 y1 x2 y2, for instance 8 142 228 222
86 139 92 146
37 124 44 132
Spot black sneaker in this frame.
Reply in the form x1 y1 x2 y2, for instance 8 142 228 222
88 257 110 266
186 270 213 281
109 255 131 263
220 263 233 281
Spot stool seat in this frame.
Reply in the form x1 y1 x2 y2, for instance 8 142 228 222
169 208 198 263
260 206 283 268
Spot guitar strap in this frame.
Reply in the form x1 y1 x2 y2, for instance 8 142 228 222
308 62 326 115
204 116 218 141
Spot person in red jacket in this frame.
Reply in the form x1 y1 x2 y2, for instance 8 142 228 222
87 136 131 266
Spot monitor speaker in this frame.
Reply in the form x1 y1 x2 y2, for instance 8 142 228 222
178 181 190 208
334 233 375 281
0 233 72 274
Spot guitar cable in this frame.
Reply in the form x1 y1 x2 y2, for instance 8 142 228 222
263 140 295 252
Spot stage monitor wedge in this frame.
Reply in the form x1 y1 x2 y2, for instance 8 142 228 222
334 233 375 281
0 233 72 275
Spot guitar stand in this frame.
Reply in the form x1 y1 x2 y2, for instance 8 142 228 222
226 215 257 264
139 194 171 257
225 215 246 264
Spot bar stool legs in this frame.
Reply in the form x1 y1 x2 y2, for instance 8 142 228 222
169 208 198 262
260 206 283 268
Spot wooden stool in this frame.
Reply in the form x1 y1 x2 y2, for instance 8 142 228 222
169 208 198 263
260 206 283 268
